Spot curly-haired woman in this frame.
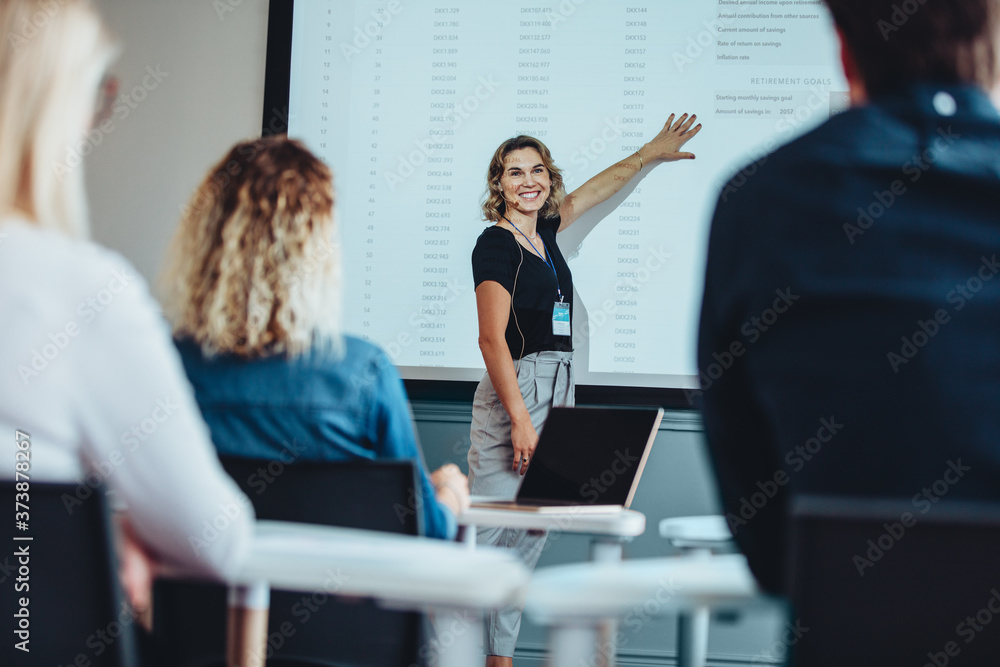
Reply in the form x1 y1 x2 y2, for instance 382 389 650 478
161 136 468 539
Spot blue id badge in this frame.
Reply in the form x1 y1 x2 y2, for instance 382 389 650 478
552 301 570 336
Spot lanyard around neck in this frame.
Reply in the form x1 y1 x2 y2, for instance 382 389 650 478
504 216 563 302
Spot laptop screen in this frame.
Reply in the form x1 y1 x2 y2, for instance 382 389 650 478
517 407 662 506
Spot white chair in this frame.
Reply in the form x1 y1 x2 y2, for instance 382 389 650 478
660 515 735 667
525 553 761 667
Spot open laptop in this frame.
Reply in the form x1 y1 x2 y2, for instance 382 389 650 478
471 406 664 513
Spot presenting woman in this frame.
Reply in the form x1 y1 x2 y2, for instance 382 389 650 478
469 114 702 665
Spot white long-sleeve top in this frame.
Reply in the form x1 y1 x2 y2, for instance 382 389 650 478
0 218 253 579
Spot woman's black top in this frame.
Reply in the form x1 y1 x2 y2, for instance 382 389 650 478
471 215 573 359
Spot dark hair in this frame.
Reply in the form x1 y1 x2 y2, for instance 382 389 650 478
824 0 999 96
481 135 565 222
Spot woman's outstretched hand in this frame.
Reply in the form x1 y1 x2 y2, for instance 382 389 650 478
642 113 703 162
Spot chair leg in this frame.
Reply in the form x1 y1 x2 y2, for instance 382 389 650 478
227 583 270 667
431 608 482 667
548 624 601 667
589 539 625 667
460 523 478 550
676 606 710 667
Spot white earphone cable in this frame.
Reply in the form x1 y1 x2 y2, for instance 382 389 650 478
511 241 525 375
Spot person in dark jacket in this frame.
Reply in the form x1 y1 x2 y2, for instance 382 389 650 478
698 0 1000 594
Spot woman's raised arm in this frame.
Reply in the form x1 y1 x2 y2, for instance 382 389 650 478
558 113 702 232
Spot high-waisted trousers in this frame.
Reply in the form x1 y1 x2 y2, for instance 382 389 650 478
467 350 574 657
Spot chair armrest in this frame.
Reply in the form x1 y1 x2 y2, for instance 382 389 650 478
159 520 530 611
524 554 759 624
659 515 733 549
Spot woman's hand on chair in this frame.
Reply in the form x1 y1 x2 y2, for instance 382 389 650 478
118 516 156 630
432 463 470 515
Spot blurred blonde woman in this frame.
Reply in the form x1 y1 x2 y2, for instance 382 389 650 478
0 0 253 603
161 136 469 537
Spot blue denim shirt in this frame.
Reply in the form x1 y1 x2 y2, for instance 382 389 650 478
175 335 456 539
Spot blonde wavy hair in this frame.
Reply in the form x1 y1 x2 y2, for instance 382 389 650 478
481 135 565 223
0 0 117 237
160 137 343 359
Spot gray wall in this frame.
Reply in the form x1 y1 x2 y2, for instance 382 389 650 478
85 2 786 664
89 0 269 283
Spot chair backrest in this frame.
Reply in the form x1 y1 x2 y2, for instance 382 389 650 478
221 456 423 535
1 480 138 667
787 495 1000 667
154 457 423 667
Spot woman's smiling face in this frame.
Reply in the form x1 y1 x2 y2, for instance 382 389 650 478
500 147 551 220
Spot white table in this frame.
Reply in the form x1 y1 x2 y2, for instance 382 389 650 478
160 520 530 667
460 501 646 561
525 554 760 667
